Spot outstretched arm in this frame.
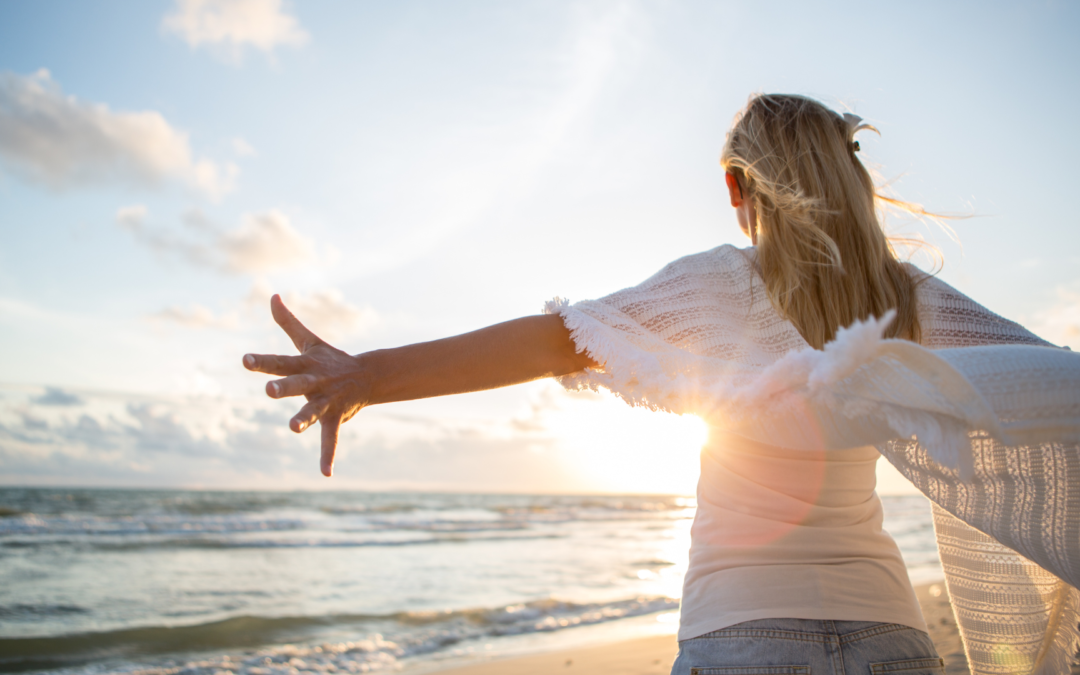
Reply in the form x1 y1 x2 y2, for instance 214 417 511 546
243 295 596 477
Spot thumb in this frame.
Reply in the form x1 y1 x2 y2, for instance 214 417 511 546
320 414 341 477
271 294 323 353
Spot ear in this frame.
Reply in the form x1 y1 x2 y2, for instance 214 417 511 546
725 172 743 207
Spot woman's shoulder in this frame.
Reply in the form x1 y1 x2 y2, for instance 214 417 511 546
651 244 757 279
589 244 758 311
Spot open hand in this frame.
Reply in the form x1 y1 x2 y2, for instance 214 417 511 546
243 294 370 477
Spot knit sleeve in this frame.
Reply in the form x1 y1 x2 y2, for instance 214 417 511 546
544 245 813 402
548 241 812 388
541 252 716 406
915 273 1055 349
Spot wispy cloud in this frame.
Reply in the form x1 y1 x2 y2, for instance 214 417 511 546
31 387 84 407
113 207 372 338
0 70 237 199
1027 285 1080 350
163 0 308 61
220 211 315 273
149 303 239 330
245 279 379 341
116 206 315 274
115 205 214 267
116 205 148 230
231 137 257 157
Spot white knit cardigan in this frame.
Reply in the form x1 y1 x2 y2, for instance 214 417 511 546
545 244 1080 675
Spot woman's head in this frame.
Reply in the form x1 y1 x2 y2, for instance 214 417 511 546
720 94 920 348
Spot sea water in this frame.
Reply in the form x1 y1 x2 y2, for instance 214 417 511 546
0 489 938 674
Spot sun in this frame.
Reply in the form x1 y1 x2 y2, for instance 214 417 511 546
542 387 708 494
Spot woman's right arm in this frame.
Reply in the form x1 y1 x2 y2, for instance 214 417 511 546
243 295 596 476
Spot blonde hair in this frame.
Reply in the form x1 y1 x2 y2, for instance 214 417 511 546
721 94 924 349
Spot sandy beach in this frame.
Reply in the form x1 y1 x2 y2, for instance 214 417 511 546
426 582 971 675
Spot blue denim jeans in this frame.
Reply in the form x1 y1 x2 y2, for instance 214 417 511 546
671 619 944 674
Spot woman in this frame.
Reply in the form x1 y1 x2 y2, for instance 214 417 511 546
244 95 1079 675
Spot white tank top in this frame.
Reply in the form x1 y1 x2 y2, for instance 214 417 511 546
677 429 927 641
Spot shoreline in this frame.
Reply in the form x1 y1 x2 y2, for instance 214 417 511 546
416 581 969 675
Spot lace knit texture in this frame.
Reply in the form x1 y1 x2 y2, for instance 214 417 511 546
546 244 1080 675
890 279 1080 675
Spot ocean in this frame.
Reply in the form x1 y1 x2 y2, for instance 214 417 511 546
0 488 939 674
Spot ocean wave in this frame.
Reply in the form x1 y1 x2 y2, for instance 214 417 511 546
395 596 679 632
0 504 687 542
319 503 417 515
0 613 344 671
0 514 307 538
0 514 525 540
0 488 694 517
356 518 527 533
0 503 686 550
0 603 89 620
0 531 566 552
0 596 679 674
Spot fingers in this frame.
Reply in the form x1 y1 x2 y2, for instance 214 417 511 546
243 353 308 376
320 416 341 477
290 398 330 433
270 294 324 353
265 374 320 399
286 402 339 477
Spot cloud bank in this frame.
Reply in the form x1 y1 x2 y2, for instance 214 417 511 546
0 385 586 492
0 70 236 199
0 380 710 494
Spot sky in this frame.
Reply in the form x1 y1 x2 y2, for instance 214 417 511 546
1 0 1078 495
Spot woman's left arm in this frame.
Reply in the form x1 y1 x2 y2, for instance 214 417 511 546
243 295 596 476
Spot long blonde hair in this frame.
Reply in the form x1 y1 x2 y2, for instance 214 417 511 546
721 94 923 349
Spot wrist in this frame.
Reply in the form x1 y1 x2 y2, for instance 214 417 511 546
353 350 383 406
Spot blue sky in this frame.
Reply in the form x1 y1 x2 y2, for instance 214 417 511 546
1 0 1078 494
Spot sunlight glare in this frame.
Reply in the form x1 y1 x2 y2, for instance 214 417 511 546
542 388 708 494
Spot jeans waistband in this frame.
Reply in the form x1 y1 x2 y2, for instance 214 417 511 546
693 619 921 645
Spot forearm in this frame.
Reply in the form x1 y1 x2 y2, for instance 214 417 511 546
361 314 595 405
245 297 592 475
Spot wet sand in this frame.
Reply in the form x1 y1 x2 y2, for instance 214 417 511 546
427 581 971 675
